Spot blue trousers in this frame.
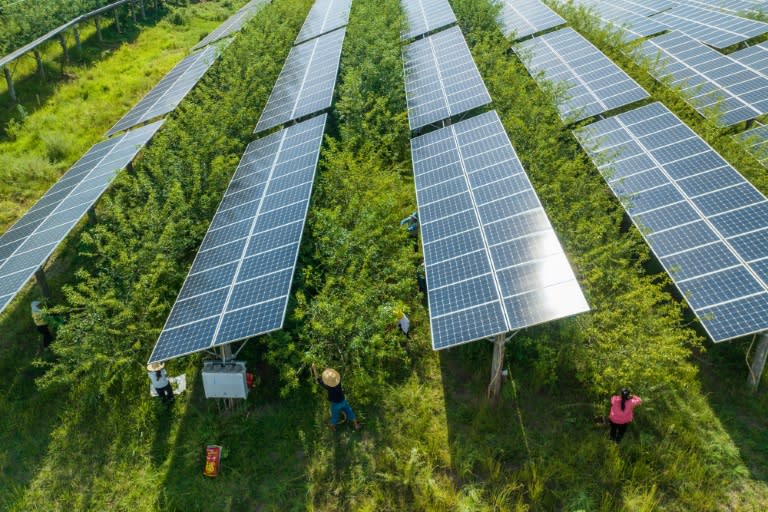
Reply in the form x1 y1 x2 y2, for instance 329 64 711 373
330 400 356 425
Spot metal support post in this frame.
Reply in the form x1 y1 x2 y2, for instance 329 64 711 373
35 268 51 298
140 0 147 20
87 207 97 225
220 344 233 363
58 34 69 64
3 67 16 102
34 50 45 79
74 26 82 52
114 7 122 34
748 332 768 391
126 161 134 173
130 2 137 23
95 16 103 42
489 334 506 400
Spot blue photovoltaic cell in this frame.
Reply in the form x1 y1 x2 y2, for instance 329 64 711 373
107 46 219 136
497 0 565 41
517 28 649 122
601 0 673 16
731 41 768 75
652 3 768 49
574 102 768 342
673 0 768 15
254 29 345 133
571 0 668 42
412 110 588 350
192 0 268 50
401 0 457 40
147 115 327 363
295 0 352 44
636 31 768 126
403 26 492 130
0 121 164 315
736 124 768 166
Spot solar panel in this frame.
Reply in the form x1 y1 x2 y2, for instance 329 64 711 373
730 41 768 74
254 28 345 134
737 124 768 166
0 121 164 315
295 0 352 44
107 46 220 136
636 31 768 126
651 4 768 49
574 102 768 342
412 110 588 350
571 0 668 42
602 0 674 17
671 0 768 16
516 28 649 122
147 115 327 363
497 0 566 41
401 0 457 40
403 26 492 131
192 0 268 50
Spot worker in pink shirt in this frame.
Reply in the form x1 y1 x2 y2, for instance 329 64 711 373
609 388 642 443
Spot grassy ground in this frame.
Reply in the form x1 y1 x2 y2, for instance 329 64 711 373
1 0 768 510
0 0 247 231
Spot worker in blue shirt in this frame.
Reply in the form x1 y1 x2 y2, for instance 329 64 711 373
311 363 361 431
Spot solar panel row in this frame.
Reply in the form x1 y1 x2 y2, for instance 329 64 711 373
671 0 768 16
652 3 768 49
575 102 768 342
403 26 492 130
413 111 588 350
401 0 457 40
517 28 649 122
295 0 352 44
737 124 768 166
0 121 164 314
254 27 346 134
636 31 768 126
497 0 565 41
571 0 667 42
192 0 268 50
148 115 327 363
107 45 220 136
730 41 768 74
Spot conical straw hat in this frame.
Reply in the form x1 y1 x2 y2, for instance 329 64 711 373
147 362 165 372
321 368 340 387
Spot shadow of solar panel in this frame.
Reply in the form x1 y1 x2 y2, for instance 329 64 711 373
193 0 268 50
652 4 768 49
406 34 494 129
401 0 457 40
574 102 768 342
498 0 565 41
295 0 352 44
0 120 163 316
148 115 327 364
254 29 345 133
412 110 588 350
107 46 219 136
637 32 768 126
517 28 648 122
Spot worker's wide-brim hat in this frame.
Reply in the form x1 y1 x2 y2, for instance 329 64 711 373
147 362 165 372
321 368 341 387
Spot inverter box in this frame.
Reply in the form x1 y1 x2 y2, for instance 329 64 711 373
202 361 248 399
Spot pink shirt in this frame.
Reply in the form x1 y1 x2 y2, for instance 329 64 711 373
609 395 642 424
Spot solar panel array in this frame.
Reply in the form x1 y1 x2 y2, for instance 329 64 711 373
517 28 649 122
606 0 673 17
672 0 768 15
571 0 667 42
254 28 346 134
412 111 589 350
107 46 220 136
0 121 164 314
575 102 768 342
295 0 352 44
401 0 457 40
730 41 768 74
652 3 768 49
637 31 768 126
403 26 492 130
737 124 768 166
497 0 566 41
192 0 268 50
148 115 327 363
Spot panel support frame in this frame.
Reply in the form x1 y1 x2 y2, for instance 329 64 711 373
748 332 768 391
35 268 51 299
488 330 520 401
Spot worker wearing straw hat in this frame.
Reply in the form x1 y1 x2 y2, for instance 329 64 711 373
147 361 174 404
311 363 361 431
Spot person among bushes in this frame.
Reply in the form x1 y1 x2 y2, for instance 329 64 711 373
311 363 361 431
609 388 642 443
31 300 54 348
147 361 174 404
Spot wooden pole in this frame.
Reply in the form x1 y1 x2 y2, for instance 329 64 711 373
35 268 51 298
748 332 768 391
95 16 103 42
33 49 45 79
489 334 506 400
114 7 122 34
3 67 16 102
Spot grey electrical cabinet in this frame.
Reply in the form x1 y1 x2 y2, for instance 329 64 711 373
202 361 249 399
